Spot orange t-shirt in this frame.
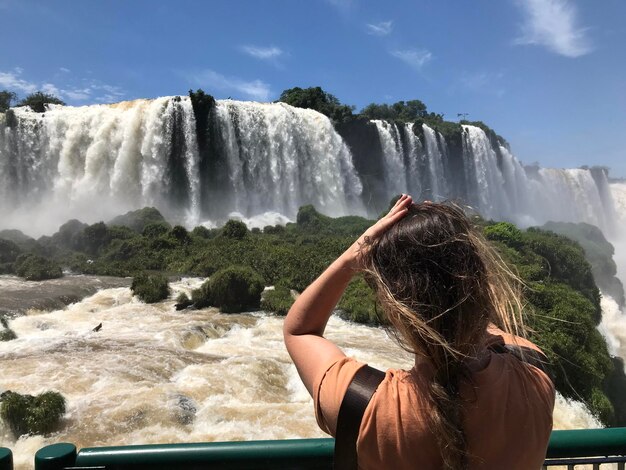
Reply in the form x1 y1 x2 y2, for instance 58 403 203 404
313 331 555 470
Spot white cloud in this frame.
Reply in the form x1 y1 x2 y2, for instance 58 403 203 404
515 0 592 57
0 68 126 104
240 45 283 60
59 67 71 73
0 69 37 94
366 20 393 36
187 69 271 101
390 48 432 70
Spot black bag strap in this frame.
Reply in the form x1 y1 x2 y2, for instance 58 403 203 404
334 365 386 470
489 342 555 383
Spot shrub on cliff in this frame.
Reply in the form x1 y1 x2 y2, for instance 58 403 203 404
131 273 170 303
278 86 354 123
221 220 248 240
207 266 264 313
0 390 66 436
17 91 65 113
0 238 21 263
261 286 294 316
338 276 381 325
14 254 62 281
108 207 169 234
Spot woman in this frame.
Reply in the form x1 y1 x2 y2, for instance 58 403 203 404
283 195 555 469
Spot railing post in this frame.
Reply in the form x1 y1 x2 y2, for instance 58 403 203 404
34 443 76 470
0 448 13 470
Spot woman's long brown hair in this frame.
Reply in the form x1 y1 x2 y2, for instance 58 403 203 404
362 202 526 470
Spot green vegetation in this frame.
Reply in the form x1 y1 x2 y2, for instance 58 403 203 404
278 87 354 123
221 219 249 239
540 221 624 306
14 254 63 281
109 207 170 234
199 266 265 313
261 286 294 316
131 273 170 303
0 390 66 436
17 91 65 113
0 90 17 112
0 317 16 341
175 292 193 310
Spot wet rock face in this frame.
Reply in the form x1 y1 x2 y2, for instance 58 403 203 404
0 275 130 317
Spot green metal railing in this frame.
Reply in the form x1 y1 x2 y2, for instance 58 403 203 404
1 428 626 469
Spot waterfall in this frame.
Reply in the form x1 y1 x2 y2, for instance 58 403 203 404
214 101 363 222
370 120 407 196
421 124 447 200
0 98 618 237
0 98 200 234
0 99 364 235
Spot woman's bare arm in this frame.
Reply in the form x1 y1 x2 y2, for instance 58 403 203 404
283 194 413 396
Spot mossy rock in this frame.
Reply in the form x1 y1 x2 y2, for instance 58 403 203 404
0 390 66 436
208 266 264 313
131 273 170 303
175 292 193 311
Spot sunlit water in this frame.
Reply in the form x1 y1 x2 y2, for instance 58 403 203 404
0 278 607 469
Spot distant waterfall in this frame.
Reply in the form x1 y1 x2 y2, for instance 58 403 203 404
369 122 617 232
370 120 407 195
0 97 201 233
0 96 619 236
0 99 364 235
213 101 363 221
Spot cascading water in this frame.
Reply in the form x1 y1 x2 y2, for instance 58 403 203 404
213 101 363 222
421 124 447 201
0 99 365 236
0 98 200 234
370 120 408 195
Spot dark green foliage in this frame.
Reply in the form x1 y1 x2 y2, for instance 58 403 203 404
206 266 265 313
360 100 428 122
169 225 191 245
540 221 624 306
0 238 21 263
605 357 626 424
278 87 354 123
108 207 168 234
338 276 381 325
191 226 215 239
221 220 248 239
0 390 66 436
53 219 88 251
14 254 62 281
261 286 294 316
17 91 65 113
131 273 170 303
0 229 40 253
0 90 17 112
142 222 170 239
0 328 17 341
191 279 213 309
175 292 192 311
263 225 285 235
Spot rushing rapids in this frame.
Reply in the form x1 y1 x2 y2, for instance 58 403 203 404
0 97 619 236
0 278 605 469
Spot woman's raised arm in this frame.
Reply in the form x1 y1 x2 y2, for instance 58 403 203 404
283 194 413 396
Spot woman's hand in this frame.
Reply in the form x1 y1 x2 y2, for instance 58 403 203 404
284 194 413 396
341 193 413 271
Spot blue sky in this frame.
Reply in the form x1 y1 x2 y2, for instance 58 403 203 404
1 0 625 177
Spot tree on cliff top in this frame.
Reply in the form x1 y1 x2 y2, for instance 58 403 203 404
0 90 18 112
278 86 354 123
18 91 65 113
360 100 428 121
